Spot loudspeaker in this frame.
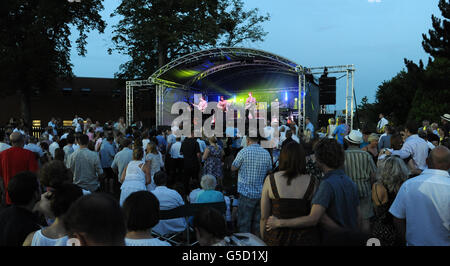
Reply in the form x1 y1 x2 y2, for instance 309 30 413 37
319 77 336 105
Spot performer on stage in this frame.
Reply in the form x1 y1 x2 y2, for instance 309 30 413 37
193 95 208 112
245 92 256 119
217 96 229 113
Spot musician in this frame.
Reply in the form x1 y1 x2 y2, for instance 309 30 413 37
245 92 256 119
193 95 208 112
217 96 229 112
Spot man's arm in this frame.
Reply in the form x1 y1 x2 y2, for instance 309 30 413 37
389 141 412 159
266 204 326 230
231 150 243 172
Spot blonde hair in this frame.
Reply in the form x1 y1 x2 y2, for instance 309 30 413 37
368 133 379 143
377 156 409 193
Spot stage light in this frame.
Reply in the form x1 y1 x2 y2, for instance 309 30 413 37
284 91 288 101
234 94 236 102
217 96 220 102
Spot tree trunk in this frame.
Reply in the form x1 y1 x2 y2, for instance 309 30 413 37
158 40 167 68
19 88 32 132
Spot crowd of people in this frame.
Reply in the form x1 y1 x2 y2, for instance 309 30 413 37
0 112 449 246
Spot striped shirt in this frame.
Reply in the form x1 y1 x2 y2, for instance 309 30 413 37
232 144 272 199
344 147 376 198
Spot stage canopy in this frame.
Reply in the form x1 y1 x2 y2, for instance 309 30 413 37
126 47 320 127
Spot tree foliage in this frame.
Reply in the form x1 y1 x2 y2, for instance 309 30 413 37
109 0 270 80
422 0 450 59
0 0 106 126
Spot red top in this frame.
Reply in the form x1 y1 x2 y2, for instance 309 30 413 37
0 147 39 204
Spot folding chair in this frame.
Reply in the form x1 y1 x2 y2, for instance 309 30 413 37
153 201 227 246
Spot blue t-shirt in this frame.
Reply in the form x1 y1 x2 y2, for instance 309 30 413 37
311 169 359 230
196 190 225 203
333 125 347 145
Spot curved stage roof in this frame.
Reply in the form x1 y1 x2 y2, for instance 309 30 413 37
148 47 309 92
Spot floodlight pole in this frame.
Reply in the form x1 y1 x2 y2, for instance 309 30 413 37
296 66 306 131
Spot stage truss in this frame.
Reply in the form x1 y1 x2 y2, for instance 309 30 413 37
125 48 355 131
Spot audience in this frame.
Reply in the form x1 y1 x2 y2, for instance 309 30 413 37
0 132 39 205
232 135 272 237
63 193 126 246
343 130 377 234
122 191 171 246
195 175 224 203
23 184 83 246
0 112 448 247
0 172 42 246
151 171 187 236
66 134 103 193
389 146 450 246
260 142 320 246
371 156 409 246
119 148 150 206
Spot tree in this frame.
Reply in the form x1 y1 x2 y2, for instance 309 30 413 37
109 0 270 80
422 0 450 59
0 0 106 128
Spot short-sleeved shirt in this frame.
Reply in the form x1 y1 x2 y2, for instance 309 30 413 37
99 141 117 168
312 169 360 230
196 190 225 203
66 148 103 192
344 147 377 198
389 169 450 246
232 144 272 199
333 125 347 145
111 147 133 182
0 147 39 204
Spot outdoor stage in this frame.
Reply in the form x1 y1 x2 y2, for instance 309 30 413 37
125 47 355 131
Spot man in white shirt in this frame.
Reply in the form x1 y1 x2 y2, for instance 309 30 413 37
386 121 429 171
170 137 183 175
151 171 187 236
376 113 389 133
389 146 450 246
49 136 60 159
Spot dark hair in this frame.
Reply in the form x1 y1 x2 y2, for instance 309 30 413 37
7 171 39 205
40 141 49 151
63 193 126 246
39 160 72 188
79 134 89 146
106 134 114 142
279 142 307 185
54 148 65 162
132 147 143 160
313 138 345 169
193 207 228 240
153 171 167 186
122 191 160 231
404 121 418 135
390 133 403 150
67 134 75 145
49 184 83 217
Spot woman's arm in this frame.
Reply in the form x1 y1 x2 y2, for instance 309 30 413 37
266 204 326 231
144 161 152 185
22 231 36 246
202 147 210 161
260 177 272 239
120 165 128 183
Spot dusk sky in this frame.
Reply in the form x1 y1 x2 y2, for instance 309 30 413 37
69 0 441 110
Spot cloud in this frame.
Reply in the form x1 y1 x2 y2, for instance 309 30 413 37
368 0 382 3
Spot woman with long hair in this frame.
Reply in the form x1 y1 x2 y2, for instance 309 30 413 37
260 142 320 246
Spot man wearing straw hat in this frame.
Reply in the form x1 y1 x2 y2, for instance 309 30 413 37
343 130 377 234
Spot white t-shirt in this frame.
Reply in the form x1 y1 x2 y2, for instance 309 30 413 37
389 169 450 246
49 142 60 158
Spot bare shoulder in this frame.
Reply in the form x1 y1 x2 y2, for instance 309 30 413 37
372 182 388 205
23 230 36 246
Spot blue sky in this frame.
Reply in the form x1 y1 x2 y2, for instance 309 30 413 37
69 0 441 110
